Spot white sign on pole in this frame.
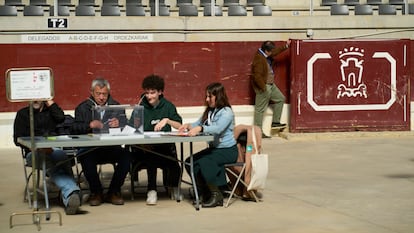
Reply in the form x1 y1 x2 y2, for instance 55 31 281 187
5 67 54 102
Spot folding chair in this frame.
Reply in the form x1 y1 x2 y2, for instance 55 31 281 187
224 127 261 207
225 161 258 207
20 148 51 218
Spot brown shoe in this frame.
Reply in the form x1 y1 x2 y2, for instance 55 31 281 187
105 192 124 205
88 193 103 206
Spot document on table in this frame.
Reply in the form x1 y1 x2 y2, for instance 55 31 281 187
108 125 136 136
99 125 144 139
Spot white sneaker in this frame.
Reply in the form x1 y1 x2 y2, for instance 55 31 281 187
146 190 157 205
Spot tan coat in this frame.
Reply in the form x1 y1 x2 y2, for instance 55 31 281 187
231 124 262 197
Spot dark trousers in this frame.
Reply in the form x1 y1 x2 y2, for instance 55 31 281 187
185 145 238 187
131 143 181 191
79 146 130 194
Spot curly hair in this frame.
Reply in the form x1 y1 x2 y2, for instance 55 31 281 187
142 74 165 91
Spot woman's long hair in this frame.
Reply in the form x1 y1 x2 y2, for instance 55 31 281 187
201 82 232 124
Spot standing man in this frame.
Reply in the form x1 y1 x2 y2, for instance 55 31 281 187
250 40 291 138
13 100 81 215
71 78 130 206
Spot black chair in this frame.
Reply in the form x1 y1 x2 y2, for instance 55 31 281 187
0 5 18 15
126 0 145 6
388 0 404 5
321 0 337 6
30 0 50 6
252 5 272 16
409 3 414 14
101 5 121 16
126 5 146 15
4 0 25 6
102 0 123 6
50 5 71 16
150 5 170 16
58 0 75 6
203 4 222 16
200 0 215 7
23 5 44 16
344 0 359 6
366 0 382 5
330 4 349 15
78 0 99 6
378 4 396 15
176 0 193 6
223 0 239 7
149 0 168 7
75 5 95 15
179 4 198 16
402 3 414 14
246 0 264 7
227 5 247 16
354 4 373 15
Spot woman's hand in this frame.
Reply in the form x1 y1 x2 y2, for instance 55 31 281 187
178 123 191 133
187 126 202 137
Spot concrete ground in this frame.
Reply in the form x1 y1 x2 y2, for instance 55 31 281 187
1 132 414 233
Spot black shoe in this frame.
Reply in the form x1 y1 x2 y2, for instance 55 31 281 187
261 133 271 139
202 191 223 208
65 191 80 215
271 122 286 128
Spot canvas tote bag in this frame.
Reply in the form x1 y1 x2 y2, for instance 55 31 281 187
247 126 269 191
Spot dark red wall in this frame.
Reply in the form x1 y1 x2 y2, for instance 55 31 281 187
0 41 291 112
289 39 411 132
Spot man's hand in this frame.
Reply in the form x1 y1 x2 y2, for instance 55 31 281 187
90 120 104 129
107 118 119 128
286 39 292 48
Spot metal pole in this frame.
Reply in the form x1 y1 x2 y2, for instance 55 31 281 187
404 0 408 15
29 101 38 212
210 0 215 16
155 0 159 16
54 0 58 16
309 0 313 16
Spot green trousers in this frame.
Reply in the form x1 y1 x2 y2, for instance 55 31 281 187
253 83 286 130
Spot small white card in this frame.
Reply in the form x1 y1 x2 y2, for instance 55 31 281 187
109 125 136 136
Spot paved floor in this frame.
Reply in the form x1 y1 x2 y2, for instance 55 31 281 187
1 132 414 233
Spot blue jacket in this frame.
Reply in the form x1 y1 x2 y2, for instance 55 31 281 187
191 107 236 148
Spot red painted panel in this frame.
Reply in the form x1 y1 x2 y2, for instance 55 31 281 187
290 39 411 132
0 41 291 112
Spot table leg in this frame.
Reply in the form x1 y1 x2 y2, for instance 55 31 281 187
189 142 200 210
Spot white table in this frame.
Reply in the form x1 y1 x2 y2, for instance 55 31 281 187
17 133 214 211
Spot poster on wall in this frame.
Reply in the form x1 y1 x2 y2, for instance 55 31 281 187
5 67 54 102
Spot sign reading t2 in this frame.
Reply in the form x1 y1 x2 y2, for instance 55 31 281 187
48 18 68 28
